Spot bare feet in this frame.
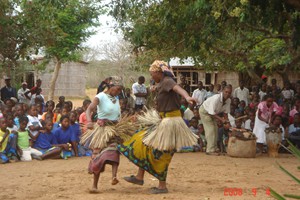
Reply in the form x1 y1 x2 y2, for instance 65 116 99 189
89 188 100 194
111 177 119 185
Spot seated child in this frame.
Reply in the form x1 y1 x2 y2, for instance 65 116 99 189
244 109 255 131
6 113 18 133
271 115 287 152
34 119 71 160
217 122 231 154
17 116 42 161
41 100 57 123
27 104 43 145
53 115 78 157
288 113 300 148
14 103 25 129
180 117 202 152
0 117 18 163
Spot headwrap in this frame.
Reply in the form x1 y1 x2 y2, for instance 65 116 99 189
149 60 175 78
108 76 123 87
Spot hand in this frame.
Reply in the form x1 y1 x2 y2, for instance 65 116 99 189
62 144 69 151
185 97 198 105
87 122 94 130
18 149 23 156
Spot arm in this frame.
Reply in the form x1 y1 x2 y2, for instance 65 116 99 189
70 141 79 156
29 130 40 141
257 109 268 124
173 85 197 105
0 129 10 148
134 92 147 97
86 97 99 129
24 90 31 100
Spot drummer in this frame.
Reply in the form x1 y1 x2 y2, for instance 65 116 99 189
199 86 232 156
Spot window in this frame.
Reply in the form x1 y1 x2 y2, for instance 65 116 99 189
205 73 211 85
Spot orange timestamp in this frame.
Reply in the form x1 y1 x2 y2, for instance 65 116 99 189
224 187 271 197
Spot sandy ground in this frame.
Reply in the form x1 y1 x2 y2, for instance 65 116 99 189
2 89 296 199
0 153 298 200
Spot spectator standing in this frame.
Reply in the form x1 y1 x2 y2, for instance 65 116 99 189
178 75 190 95
24 79 42 101
132 76 147 111
1 76 17 102
259 83 267 101
97 77 112 94
199 86 232 155
233 81 250 106
204 84 215 100
192 81 207 106
18 82 30 105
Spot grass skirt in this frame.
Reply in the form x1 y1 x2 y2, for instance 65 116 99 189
139 109 199 151
80 117 137 150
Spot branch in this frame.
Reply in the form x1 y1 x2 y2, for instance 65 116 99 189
243 23 291 39
211 46 246 58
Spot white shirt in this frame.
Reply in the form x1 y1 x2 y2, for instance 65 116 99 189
233 87 249 105
202 93 231 115
282 89 294 100
132 82 147 105
192 88 207 105
259 90 267 101
27 115 42 137
18 88 30 104
183 108 194 121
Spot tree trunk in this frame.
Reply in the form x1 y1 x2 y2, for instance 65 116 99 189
48 58 61 100
246 68 263 85
277 71 290 84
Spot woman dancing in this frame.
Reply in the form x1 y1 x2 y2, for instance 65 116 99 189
118 60 198 194
81 79 135 193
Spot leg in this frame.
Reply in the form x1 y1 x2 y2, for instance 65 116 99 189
89 173 100 193
158 180 167 189
41 148 62 160
123 167 145 185
136 168 145 180
30 147 43 160
21 149 32 161
111 163 119 185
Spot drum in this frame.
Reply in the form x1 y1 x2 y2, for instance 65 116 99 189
227 130 257 158
265 127 282 157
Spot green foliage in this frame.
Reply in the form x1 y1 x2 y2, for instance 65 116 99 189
108 0 300 82
21 0 102 62
271 140 300 200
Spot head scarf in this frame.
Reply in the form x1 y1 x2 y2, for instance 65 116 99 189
149 60 175 78
108 76 123 87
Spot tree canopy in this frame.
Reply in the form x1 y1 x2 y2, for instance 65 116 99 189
109 0 300 83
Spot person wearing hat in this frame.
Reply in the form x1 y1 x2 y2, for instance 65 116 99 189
18 81 30 105
1 76 17 102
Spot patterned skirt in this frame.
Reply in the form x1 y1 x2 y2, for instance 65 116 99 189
88 143 120 175
118 130 173 181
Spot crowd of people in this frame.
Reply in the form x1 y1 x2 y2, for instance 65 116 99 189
0 76 94 163
1 65 300 194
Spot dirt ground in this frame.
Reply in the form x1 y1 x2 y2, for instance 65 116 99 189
0 153 298 200
2 89 297 200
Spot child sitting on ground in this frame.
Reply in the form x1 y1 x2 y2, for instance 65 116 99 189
14 103 25 129
217 122 231 154
79 99 91 133
42 100 57 123
180 117 202 152
27 104 43 146
53 115 78 157
34 119 70 160
0 117 9 164
17 116 42 161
